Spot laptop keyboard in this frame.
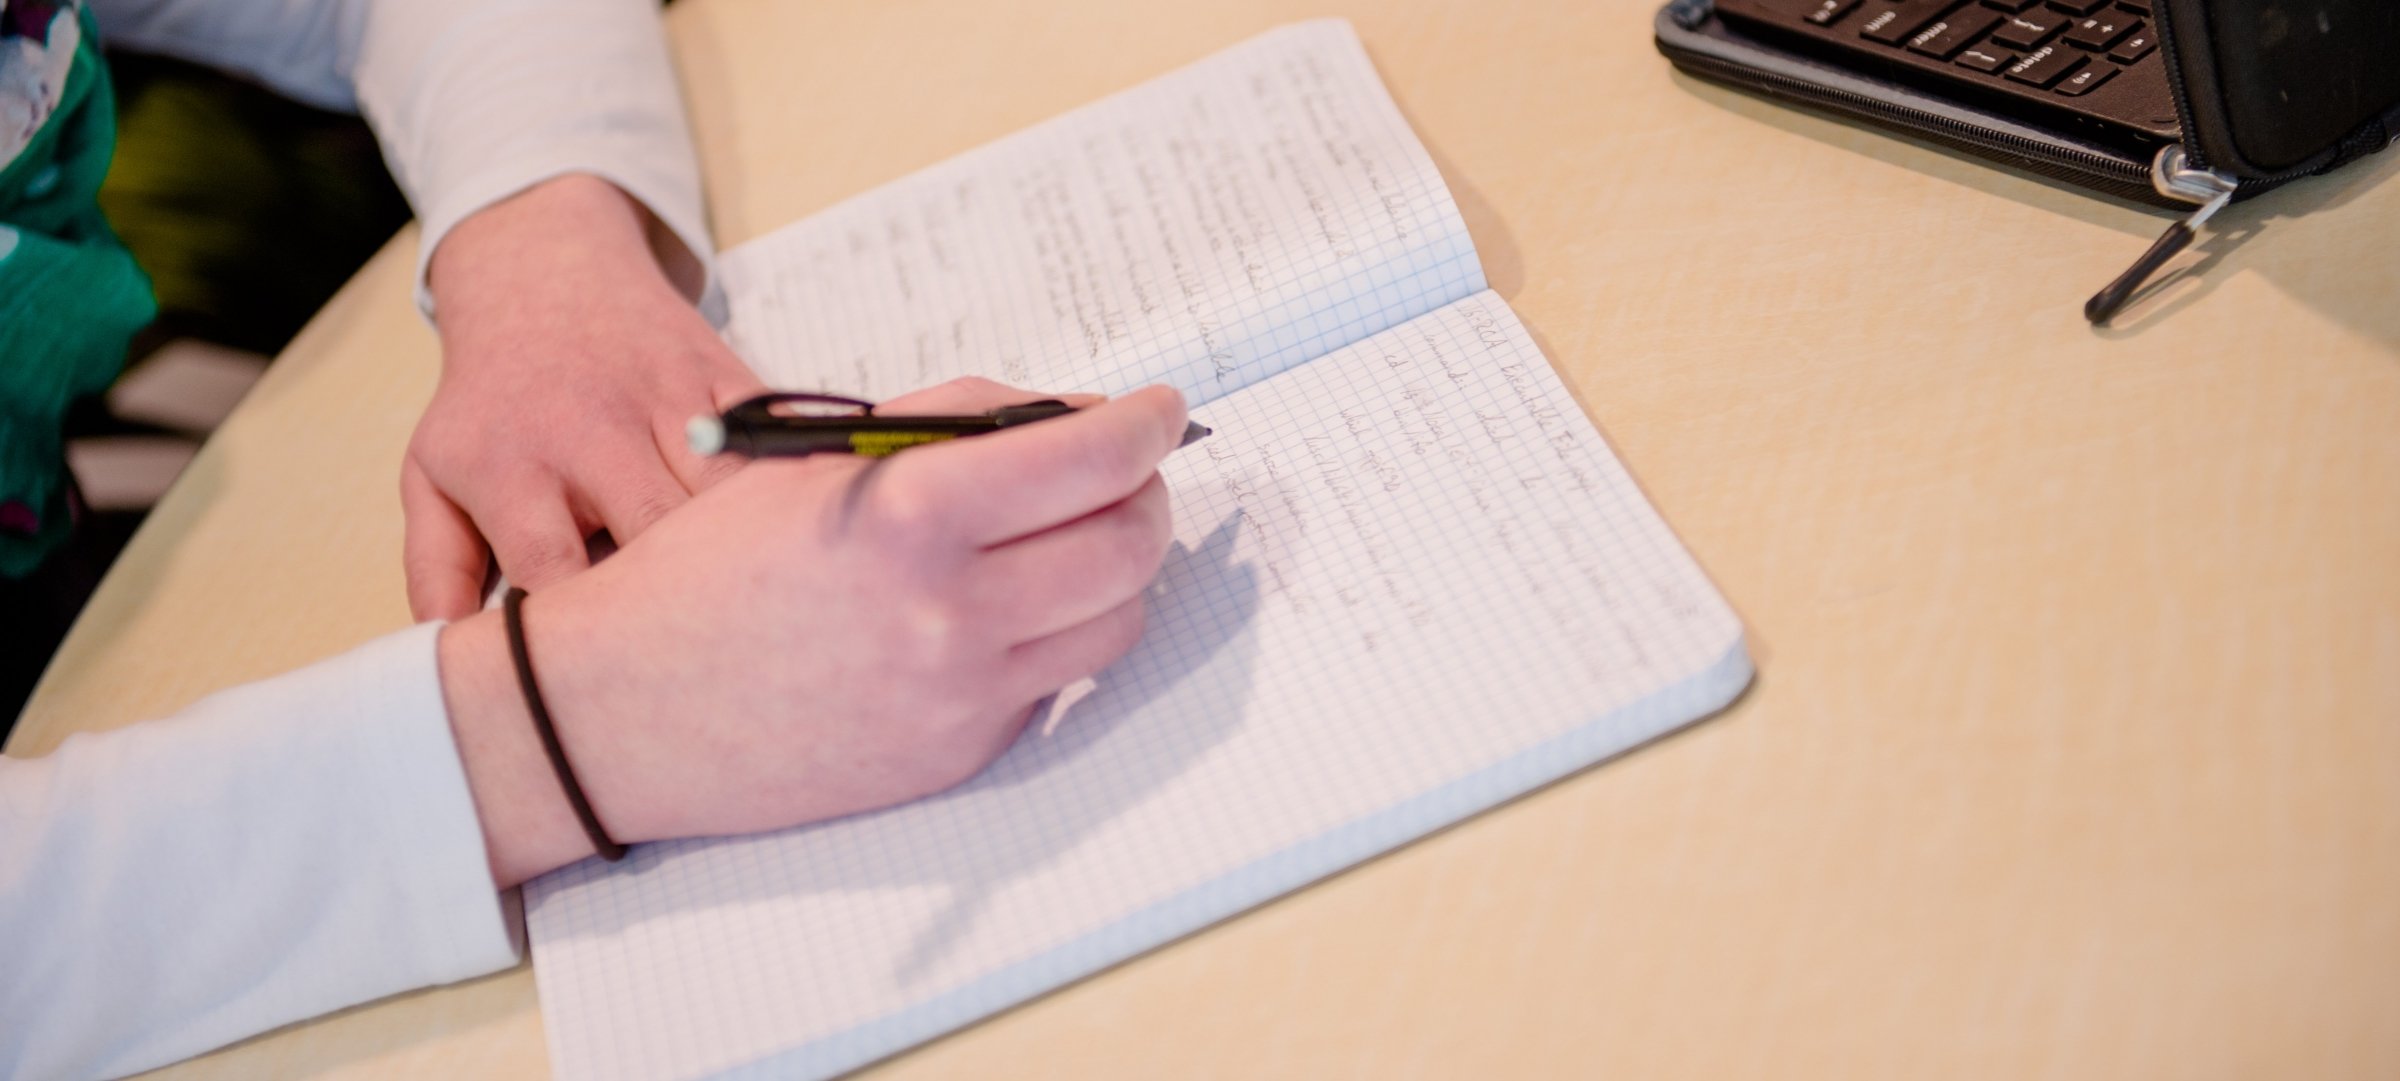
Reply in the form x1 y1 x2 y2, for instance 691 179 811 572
1720 0 2181 141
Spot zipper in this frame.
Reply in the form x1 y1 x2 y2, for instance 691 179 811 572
1666 50 2155 191
2087 1 2228 324
2154 2 2209 171
2087 3 2323 324
2083 144 2235 323
2150 2 2323 188
1667 0 2337 326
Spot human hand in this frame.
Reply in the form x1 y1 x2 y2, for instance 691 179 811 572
435 378 1190 886
405 174 767 622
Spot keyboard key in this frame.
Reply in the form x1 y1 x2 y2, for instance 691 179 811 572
2045 0 2109 13
1989 10 2064 47
1979 0 2043 9
2055 64 2116 94
1957 45 2013 71
1907 7 2004 58
2107 25 2156 60
1859 4 1933 43
2004 43 2085 87
1803 0 1864 25
2063 14 2136 49
2115 0 2150 12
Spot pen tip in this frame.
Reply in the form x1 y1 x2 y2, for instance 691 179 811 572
1181 421 1213 447
687 415 726 456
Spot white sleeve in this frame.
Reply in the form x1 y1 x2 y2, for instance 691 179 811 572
0 623 520 1081
85 0 725 324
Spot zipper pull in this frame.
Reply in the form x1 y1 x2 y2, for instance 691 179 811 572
2085 145 2238 325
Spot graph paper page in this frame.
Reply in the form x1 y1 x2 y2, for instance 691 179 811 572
717 19 1483 406
525 292 1753 1081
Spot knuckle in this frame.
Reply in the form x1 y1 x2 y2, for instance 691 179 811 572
897 596 972 669
867 473 951 539
1057 424 1133 498
625 488 685 532
944 375 1009 397
504 532 581 582
1101 506 1162 587
1100 599 1148 660
695 453 746 489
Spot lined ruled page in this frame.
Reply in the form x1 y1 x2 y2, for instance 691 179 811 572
718 20 1484 406
525 293 1751 1081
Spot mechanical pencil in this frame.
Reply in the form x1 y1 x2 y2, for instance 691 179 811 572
688 394 1212 458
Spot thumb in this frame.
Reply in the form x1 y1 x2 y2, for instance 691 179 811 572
402 458 492 621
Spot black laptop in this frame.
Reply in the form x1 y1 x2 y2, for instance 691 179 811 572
1656 0 2400 320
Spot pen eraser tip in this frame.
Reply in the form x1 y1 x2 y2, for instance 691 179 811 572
687 416 726 455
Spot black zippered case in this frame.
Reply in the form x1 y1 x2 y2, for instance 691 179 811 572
1654 0 2400 321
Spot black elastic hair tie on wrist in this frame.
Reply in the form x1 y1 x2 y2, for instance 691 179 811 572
502 587 628 863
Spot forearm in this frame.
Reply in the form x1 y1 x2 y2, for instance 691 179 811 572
0 627 516 1080
0 380 1190 1077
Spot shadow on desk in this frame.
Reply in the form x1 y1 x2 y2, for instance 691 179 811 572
1668 71 2400 350
2092 151 2400 341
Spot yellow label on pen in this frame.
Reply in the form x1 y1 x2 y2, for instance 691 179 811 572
848 431 959 457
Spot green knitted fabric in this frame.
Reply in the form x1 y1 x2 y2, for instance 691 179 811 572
0 8 159 577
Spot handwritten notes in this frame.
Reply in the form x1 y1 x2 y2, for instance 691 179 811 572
525 293 1750 1081
719 20 1485 407
1172 292 1731 701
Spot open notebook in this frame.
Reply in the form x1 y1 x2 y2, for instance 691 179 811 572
524 20 1752 1081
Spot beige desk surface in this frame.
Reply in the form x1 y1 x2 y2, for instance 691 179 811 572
14 0 2400 1076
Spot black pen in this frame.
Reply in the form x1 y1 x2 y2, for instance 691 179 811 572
687 394 1212 458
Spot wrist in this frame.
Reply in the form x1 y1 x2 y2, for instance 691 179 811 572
436 608 614 887
426 174 683 331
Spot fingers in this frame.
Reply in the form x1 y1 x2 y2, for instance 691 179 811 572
1002 595 1148 704
971 474 1171 643
401 458 492 622
661 369 773 495
666 422 749 494
872 375 1063 417
471 477 592 592
891 384 1188 546
583 448 694 547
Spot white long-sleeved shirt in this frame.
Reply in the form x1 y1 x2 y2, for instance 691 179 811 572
1 1 711 1076
88 0 725 321
1 628 507 1080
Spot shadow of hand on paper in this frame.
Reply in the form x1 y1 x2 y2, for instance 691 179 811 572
886 513 1260 983
595 510 1263 986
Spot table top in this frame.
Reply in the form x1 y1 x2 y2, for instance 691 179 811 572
16 0 2400 1077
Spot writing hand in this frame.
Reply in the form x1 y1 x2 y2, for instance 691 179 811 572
435 378 1191 886
404 175 766 621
